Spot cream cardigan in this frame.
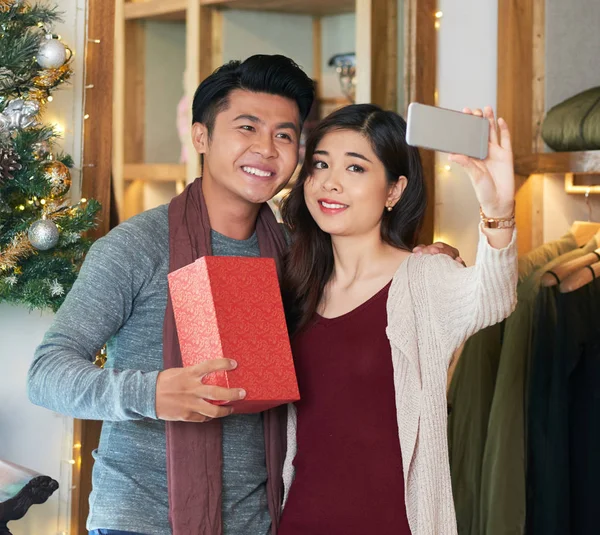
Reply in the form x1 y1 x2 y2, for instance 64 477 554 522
282 228 518 535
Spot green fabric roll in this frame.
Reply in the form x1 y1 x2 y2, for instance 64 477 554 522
542 86 600 151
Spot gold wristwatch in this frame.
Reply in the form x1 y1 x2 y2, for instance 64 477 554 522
479 204 516 229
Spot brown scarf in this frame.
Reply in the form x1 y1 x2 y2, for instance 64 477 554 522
163 178 288 535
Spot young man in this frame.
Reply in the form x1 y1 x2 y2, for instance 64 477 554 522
28 54 458 535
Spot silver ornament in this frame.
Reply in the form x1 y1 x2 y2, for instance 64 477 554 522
28 218 59 250
32 140 51 160
0 99 39 133
37 38 69 70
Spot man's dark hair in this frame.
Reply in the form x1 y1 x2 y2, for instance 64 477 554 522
191 54 315 137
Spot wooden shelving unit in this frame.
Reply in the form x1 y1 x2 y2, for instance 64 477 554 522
498 0 600 254
113 0 437 240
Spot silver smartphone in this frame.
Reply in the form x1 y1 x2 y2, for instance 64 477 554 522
406 102 489 160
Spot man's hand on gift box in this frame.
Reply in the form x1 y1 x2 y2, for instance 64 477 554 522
155 359 246 422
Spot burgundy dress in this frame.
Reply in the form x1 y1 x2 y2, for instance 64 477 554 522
279 282 411 535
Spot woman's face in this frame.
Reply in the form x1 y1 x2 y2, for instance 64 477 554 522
303 129 403 239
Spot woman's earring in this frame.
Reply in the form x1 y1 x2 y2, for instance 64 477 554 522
386 204 393 212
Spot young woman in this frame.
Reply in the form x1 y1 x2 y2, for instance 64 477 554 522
278 104 518 535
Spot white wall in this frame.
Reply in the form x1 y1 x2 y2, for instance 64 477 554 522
222 10 313 72
541 0 600 242
435 0 498 265
545 0 600 112
0 307 71 535
144 21 186 165
0 1 86 532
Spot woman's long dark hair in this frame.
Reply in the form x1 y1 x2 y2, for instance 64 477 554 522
281 104 427 335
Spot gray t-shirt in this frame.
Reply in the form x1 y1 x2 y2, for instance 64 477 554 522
27 204 271 535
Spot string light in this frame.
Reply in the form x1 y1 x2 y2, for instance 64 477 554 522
444 164 451 172
47 95 53 102
18 205 25 211
80 198 87 203
40 199 46 205
83 114 90 120
435 11 443 18
435 21 441 30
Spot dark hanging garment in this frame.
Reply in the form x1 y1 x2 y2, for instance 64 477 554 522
527 277 600 535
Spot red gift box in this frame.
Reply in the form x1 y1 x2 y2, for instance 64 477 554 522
168 256 300 413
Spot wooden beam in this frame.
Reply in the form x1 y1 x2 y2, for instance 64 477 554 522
199 0 354 16
497 0 534 159
515 173 544 255
515 150 600 176
123 180 146 220
355 0 372 104
356 0 400 109
564 173 600 195
211 8 223 71
497 0 542 253
124 21 146 166
81 0 115 239
312 16 322 97
70 418 103 535
73 2 116 531
185 1 214 184
532 0 545 152
112 0 125 220
371 0 398 110
124 0 187 20
404 0 437 245
124 163 187 181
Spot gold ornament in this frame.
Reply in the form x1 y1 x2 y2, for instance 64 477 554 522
32 64 71 89
26 88 50 105
0 0 25 13
0 1 14 13
94 346 107 368
43 160 71 198
0 232 33 271
32 139 51 160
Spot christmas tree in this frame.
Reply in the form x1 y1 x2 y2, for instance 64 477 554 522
0 0 100 311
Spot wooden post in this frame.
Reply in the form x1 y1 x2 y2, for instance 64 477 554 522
356 0 435 244
211 8 223 71
404 0 437 245
312 16 322 96
185 1 214 184
354 0 372 104
81 0 115 238
72 1 116 532
497 0 544 254
355 0 398 110
122 20 147 220
112 0 125 221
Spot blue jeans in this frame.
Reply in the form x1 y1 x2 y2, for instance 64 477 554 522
89 531 147 535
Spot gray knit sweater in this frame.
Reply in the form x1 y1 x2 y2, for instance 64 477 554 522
27 204 271 535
